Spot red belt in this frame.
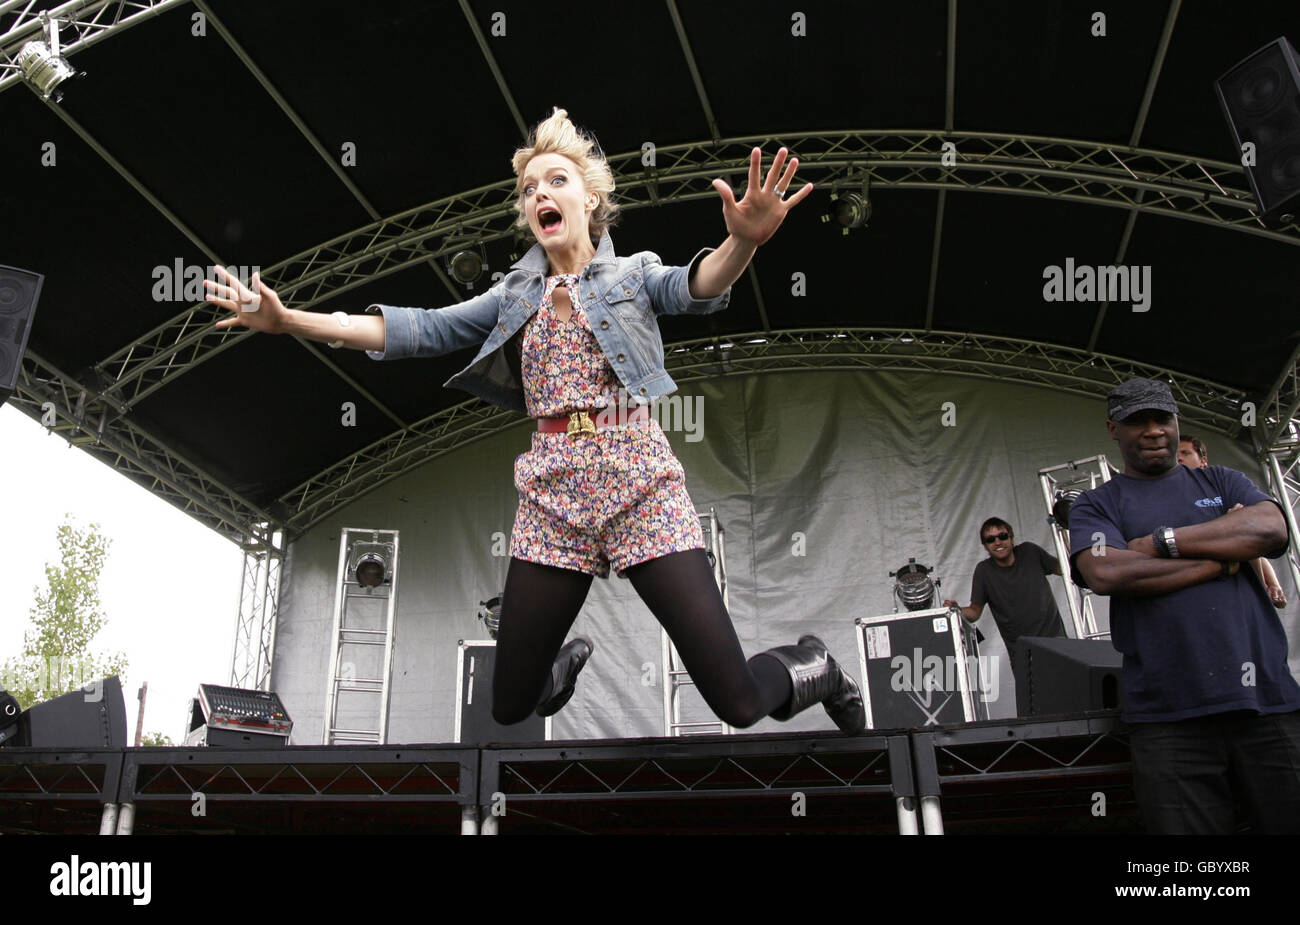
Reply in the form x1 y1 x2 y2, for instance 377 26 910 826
537 407 649 435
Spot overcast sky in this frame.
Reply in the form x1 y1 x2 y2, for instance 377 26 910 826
0 403 244 742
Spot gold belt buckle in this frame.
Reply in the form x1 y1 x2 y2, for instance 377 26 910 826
566 410 596 437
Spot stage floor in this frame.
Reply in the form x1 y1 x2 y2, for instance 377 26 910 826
0 712 1138 834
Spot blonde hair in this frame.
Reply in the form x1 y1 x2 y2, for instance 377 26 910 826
511 108 618 245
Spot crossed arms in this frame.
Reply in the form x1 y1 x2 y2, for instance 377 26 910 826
1074 501 1287 596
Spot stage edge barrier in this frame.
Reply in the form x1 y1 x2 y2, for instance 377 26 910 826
0 719 1144 834
117 744 479 834
910 713 1133 834
0 747 125 834
477 732 916 835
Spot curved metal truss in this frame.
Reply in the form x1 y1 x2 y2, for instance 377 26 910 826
0 0 188 93
11 327 1255 543
93 131 1298 411
273 328 1254 535
10 348 276 545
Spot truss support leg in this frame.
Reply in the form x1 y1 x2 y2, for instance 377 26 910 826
115 802 135 835
99 802 119 835
896 796 920 835
460 804 479 835
920 796 945 835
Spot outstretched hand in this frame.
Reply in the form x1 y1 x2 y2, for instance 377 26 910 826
206 266 288 335
712 147 813 247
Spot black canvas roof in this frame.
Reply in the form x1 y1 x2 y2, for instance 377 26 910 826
4 0 1297 538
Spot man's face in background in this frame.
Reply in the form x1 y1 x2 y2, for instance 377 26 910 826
1178 439 1207 469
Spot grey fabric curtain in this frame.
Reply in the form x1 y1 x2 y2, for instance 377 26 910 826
272 371 1297 742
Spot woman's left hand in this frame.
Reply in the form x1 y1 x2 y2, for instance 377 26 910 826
712 147 813 247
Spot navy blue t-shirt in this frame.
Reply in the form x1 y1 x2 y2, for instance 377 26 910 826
1067 464 1300 723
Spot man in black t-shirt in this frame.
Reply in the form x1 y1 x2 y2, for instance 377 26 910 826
944 518 1067 704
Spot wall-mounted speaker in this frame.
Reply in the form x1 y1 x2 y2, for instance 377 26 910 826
0 265 44 406
1215 37 1300 227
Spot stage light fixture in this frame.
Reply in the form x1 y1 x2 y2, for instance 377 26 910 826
448 248 484 285
832 191 870 228
821 173 872 234
354 553 387 588
1052 488 1085 529
346 536 394 590
12 14 82 103
16 41 77 101
477 594 503 638
890 558 940 612
445 234 487 286
507 228 531 264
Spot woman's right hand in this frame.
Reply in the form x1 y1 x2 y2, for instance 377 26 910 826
206 266 289 334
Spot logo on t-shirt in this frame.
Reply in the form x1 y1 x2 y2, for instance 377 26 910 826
1193 496 1224 509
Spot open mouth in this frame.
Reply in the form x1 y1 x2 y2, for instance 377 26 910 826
538 207 563 234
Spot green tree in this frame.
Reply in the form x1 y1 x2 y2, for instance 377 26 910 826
140 731 175 746
1 516 128 710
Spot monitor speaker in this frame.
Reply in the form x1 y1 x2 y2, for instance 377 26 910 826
12 676 128 748
1012 638 1123 717
0 688 20 746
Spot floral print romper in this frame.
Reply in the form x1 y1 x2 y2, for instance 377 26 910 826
508 273 704 578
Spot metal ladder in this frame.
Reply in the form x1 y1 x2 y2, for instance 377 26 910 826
661 508 733 736
322 528 399 744
1038 456 1116 640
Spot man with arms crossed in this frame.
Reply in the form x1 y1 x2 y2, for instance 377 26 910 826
1068 378 1300 834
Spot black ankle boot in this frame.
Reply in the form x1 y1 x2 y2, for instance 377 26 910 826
761 634 865 734
535 637 594 717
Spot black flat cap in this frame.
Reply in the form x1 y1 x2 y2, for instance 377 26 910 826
1107 377 1179 422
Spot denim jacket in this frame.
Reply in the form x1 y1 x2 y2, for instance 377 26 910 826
364 231 731 414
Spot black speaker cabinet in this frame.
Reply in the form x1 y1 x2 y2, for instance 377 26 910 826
0 265 44 401
0 689 21 745
1012 638 1123 717
1215 37 1300 227
15 676 127 748
455 641 549 744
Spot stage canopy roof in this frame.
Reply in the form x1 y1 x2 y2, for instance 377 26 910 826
4 0 1299 544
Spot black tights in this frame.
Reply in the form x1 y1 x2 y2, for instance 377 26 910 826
491 549 793 728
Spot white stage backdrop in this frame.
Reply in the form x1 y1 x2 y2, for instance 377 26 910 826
269 371 1298 743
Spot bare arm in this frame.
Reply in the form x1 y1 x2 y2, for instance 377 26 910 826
1255 556 1279 588
689 235 757 300
1126 501 1286 562
208 267 384 351
1076 546 1233 596
1253 556 1288 607
691 147 813 299
281 308 385 352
